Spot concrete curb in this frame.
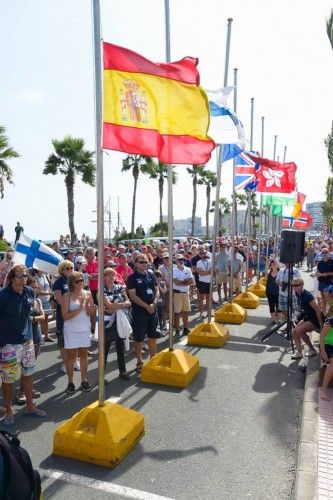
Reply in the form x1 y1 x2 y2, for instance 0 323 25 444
293 343 319 500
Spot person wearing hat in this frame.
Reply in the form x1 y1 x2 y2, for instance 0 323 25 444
291 277 323 360
196 250 213 318
173 254 194 339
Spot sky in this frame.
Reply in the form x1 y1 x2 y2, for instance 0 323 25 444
1 0 333 242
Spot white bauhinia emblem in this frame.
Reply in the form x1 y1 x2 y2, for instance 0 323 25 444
262 168 284 188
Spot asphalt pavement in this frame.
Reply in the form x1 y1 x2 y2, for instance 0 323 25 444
5 278 307 500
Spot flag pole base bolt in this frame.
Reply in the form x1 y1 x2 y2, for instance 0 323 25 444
214 303 247 324
234 291 260 309
247 283 266 298
140 348 199 388
53 401 144 468
187 321 229 347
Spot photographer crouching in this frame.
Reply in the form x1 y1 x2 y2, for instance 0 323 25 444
290 277 323 360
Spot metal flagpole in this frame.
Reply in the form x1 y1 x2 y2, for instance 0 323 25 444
208 17 233 322
228 67 238 302
269 135 278 256
245 97 254 291
92 0 106 406
283 145 287 162
256 116 265 282
164 0 175 350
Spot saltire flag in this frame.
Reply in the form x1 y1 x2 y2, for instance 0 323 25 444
291 192 306 219
235 152 258 190
248 154 297 193
14 234 63 275
206 88 245 162
103 42 215 164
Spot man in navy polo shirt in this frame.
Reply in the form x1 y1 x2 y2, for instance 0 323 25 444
0 264 46 425
127 253 159 372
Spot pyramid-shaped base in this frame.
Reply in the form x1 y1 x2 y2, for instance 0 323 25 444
140 348 200 388
214 302 247 324
187 321 229 347
234 291 260 309
53 401 144 468
259 276 267 286
248 283 266 298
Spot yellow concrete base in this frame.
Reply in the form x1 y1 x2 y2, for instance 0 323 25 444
247 282 266 298
214 302 247 324
187 321 229 347
234 291 261 309
140 348 200 388
53 401 144 468
259 276 267 286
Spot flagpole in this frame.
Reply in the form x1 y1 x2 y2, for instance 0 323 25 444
257 116 264 281
208 17 233 322
92 0 106 406
245 97 254 291
228 67 238 303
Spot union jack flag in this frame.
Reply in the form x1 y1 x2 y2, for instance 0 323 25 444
235 152 258 190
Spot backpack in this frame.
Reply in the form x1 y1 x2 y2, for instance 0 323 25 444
0 430 41 500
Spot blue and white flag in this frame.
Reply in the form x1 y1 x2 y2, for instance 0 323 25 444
207 88 246 149
14 234 63 274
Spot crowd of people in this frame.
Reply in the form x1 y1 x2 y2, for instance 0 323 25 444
2 233 333 424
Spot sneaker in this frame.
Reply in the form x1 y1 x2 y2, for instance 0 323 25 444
305 349 317 357
174 330 181 339
65 382 75 394
291 352 303 360
119 371 130 381
61 363 67 374
183 327 190 336
80 381 91 392
74 360 80 371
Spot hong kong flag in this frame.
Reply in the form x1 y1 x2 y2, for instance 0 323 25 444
248 154 297 193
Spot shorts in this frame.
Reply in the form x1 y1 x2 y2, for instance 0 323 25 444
278 293 298 313
132 310 159 342
41 300 52 314
56 329 65 349
267 293 281 314
198 281 210 295
173 292 190 313
232 276 242 290
216 271 228 285
0 339 36 383
325 344 333 359
318 281 331 292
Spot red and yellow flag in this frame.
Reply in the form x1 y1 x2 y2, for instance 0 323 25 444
103 43 215 164
291 192 306 219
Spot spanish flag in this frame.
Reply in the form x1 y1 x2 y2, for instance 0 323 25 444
103 43 215 164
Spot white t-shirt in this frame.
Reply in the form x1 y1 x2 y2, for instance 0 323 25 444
196 259 212 283
173 265 193 292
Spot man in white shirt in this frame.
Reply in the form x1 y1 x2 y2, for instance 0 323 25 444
196 250 212 318
173 255 194 339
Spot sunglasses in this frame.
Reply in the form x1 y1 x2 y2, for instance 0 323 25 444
15 274 28 279
137 261 148 264
65 267 74 270
177 258 184 261
74 279 84 284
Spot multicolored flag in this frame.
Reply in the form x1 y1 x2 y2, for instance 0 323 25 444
248 154 297 193
207 88 245 147
235 152 257 190
282 207 313 229
103 43 215 164
291 192 306 219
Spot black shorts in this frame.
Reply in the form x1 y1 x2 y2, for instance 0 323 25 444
198 281 210 295
56 330 64 349
132 310 159 342
325 344 333 359
266 293 281 314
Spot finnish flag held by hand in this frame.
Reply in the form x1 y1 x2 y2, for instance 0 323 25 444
14 234 63 275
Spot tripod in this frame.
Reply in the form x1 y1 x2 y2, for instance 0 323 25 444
261 264 295 353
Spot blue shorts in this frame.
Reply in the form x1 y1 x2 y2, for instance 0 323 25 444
132 309 159 342
325 344 333 359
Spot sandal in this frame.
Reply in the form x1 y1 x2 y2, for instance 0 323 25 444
136 361 144 373
0 414 14 426
24 408 46 418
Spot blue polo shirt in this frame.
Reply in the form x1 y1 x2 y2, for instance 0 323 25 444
0 285 34 346
127 270 157 312
52 275 68 331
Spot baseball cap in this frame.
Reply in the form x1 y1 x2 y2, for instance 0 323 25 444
176 254 185 260
163 253 169 258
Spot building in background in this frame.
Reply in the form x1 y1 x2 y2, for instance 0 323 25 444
306 202 324 231
173 217 202 236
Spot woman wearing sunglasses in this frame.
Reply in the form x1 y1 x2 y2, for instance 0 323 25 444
61 272 96 394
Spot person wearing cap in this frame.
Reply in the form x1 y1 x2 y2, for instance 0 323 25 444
196 250 213 318
116 254 133 283
276 263 301 318
291 277 323 360
316 248 333 314
227 247 243 296
215 243 229 302
173 254 194 339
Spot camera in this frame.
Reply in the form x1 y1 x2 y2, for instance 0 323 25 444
281 282 288 292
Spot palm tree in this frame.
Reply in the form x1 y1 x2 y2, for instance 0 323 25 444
43 136 95 243
198 170 217 238
327 9 333 50
121 154 152 237
323 177 333 233
210 197 231 236
141 158 177 236
0 125 19 199
187 164 206 235
325 121 333 172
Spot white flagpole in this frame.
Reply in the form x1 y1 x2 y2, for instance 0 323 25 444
207 17 233 322
257 116 265 281
245 97 254 291
92 0 106 406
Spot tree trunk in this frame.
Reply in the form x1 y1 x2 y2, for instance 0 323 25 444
191 175 197 236
65 172 75 244
159 175 164 236
206 184 210 239
131 162 139 237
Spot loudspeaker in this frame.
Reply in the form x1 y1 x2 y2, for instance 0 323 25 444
279 229 305 264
